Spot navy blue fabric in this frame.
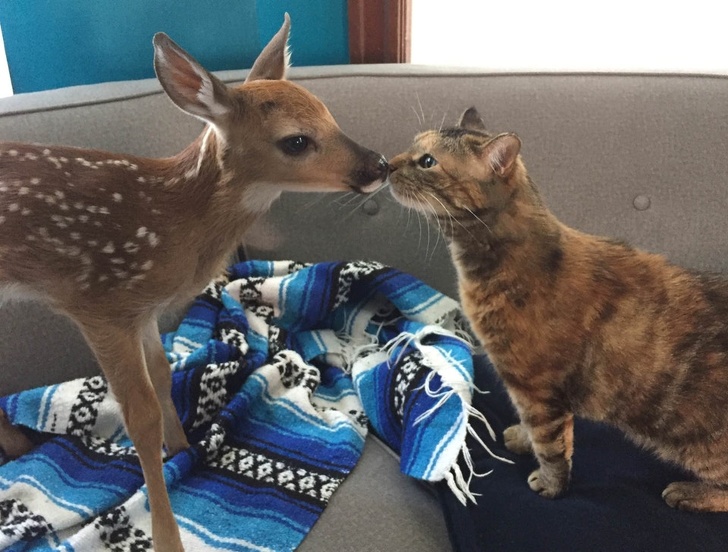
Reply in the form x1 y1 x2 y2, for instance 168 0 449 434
438 355 728 552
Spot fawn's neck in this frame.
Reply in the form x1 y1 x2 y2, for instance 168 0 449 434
164 127 267 284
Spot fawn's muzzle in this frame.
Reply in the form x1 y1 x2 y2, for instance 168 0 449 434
348 152 390 194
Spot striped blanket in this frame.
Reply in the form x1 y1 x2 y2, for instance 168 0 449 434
0 260 503 551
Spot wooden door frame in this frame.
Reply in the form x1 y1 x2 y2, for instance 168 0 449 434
348 0 411 64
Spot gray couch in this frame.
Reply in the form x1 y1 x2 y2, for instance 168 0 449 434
2 65 728 551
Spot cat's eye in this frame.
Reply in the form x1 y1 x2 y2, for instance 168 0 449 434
279 135 311 156
418 154 438 169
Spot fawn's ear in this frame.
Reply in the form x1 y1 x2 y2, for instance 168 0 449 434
246 13 291 82
153 33 231 125
458 107 488 132
483 133 521 178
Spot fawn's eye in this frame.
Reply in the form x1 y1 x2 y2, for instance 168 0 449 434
279 135 310 156
418 154 438 169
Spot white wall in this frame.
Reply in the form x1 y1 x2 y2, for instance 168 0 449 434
411 0 728 74
0 25 12 98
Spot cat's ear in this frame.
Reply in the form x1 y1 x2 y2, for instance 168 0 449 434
458 107 487 132
484 133 521 178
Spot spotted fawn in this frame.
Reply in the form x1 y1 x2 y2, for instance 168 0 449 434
0 15 388 551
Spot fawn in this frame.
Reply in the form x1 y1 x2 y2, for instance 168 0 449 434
0 15 388 551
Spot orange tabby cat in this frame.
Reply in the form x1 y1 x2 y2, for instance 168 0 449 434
388 107 728 512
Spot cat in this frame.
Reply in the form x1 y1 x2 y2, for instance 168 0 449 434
387 106 728 512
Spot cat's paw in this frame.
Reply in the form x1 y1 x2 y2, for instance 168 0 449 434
503 424 532 454
527 469 567 498
662 481 728 512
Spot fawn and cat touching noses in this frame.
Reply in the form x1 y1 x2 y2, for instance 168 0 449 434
389 107 728 514
0 15 388 552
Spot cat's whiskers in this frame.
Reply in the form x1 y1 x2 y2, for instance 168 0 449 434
411 189 437 259
418 190 449 238
438 110 449 133
411 105 424 128
416 92 426 130
399 187 427 251
425 191 486 246
418 192 445 261
463 206 493 235
297 192 332 213
342 181 391 221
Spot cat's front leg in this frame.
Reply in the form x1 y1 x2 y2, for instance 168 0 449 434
522 410 575 498
503 423 533 454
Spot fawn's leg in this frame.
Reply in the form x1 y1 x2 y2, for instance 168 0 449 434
80 322 183 552
142 320 189 455
0 408 34 458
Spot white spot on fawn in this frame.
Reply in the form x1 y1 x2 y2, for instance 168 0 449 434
47 157 62 170
30 178 40 185
136 227 148 238
21 209 30 216
8 150 18 157
148 233 159 247
112 193 123 202
18 187 29 195
79 215 89 223
7 203 19 212
102 242 115 254
0 216 5 224
123 242 140 253
111 258 125 265
141 260 154 271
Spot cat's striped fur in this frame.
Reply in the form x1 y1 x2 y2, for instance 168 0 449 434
388 107 728 511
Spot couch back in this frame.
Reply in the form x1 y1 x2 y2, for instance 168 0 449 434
1 65 728 394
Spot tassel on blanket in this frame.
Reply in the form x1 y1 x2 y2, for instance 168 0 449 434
352 323 512 505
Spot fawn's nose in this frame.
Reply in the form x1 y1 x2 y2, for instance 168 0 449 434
348 151 389 193
376 155 389 178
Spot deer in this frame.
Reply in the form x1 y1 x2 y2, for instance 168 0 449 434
0 15 388 551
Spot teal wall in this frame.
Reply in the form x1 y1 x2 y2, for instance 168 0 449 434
0 0 349 94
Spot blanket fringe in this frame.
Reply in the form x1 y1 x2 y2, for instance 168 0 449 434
369 325 514 505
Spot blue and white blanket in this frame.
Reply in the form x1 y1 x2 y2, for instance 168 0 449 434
0 260 503 551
